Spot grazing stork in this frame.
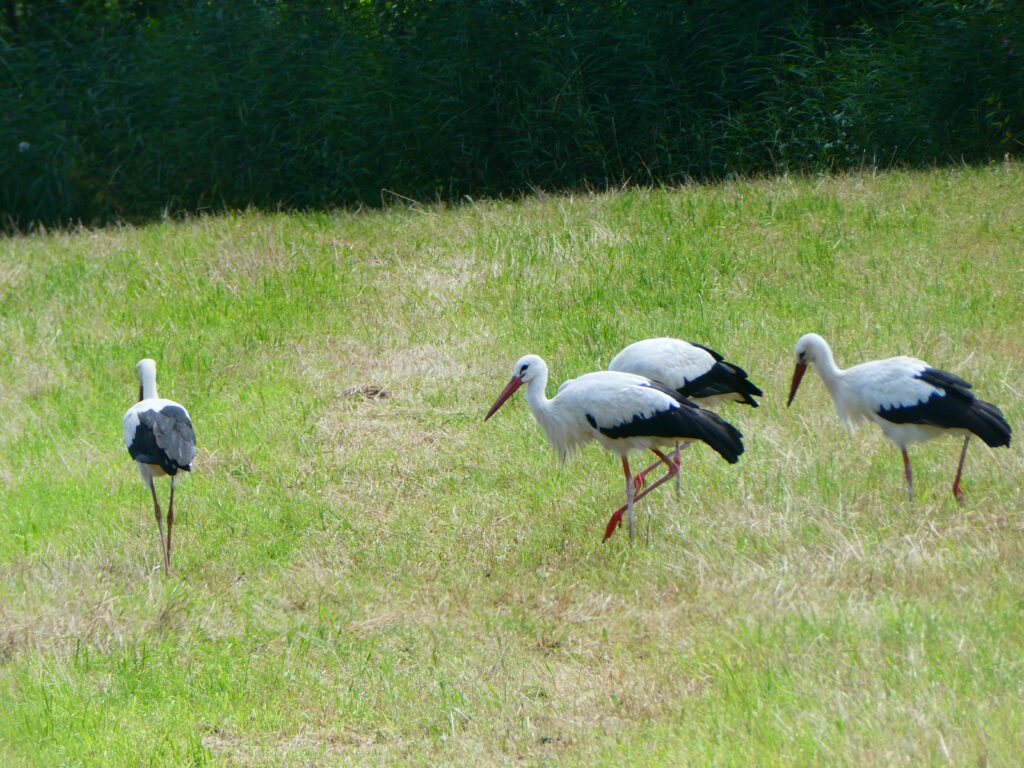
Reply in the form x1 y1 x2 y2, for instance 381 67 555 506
123 359 196 572
787 333 1011 503
609 337 763 409
608 337 763 491
485 354 744 541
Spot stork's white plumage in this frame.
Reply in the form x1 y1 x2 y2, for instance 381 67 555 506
123 359 196 572
485 354 744 541
609 337 763 409
608 336 763 493
787 333 1011 502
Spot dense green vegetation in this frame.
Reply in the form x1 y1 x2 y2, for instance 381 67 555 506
3 0 1023 229
1 164 1021 765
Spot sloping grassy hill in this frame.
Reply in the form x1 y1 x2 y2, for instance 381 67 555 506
1 165 1022 766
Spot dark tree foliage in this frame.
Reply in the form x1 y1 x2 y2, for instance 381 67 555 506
1 0 1021 229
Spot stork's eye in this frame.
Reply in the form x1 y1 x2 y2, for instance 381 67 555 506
519 364 529 374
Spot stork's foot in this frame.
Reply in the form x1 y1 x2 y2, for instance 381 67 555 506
953 482 965 506
603 508 624 541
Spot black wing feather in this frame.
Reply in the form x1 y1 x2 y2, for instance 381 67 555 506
917 368 972 394
880 368 1011 448
129 405 196 474
589 383 745 463
678 360 764 406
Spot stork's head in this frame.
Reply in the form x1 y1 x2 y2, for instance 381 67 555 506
787 333 828 406
485 354 546 420
136 358 158 401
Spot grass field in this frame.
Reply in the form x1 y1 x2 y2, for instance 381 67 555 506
1 164 1022 766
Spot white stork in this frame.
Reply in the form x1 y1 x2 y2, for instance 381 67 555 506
609 337 763 409
787 333 1011 503
485 354 744 541
123 359 196 572
608 336 763 491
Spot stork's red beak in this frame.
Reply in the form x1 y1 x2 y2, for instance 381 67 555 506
485 376 523 420
787 362 807 407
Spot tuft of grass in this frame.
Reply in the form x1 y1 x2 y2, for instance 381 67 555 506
1 164 1022 766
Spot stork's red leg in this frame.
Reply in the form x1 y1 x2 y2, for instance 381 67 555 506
902 448 913 502
166 477 176 572
622 457 636 541
148 478 168 574
633 442 689 490
952 436 970 505
673 441 682 497
604 470 676 541
604 450 679 542
633 447 682 486
632 460 660 489
650 448 678 478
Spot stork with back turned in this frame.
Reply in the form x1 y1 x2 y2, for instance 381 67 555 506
123 359 196 572
485 355 744 541
786 333 1011 502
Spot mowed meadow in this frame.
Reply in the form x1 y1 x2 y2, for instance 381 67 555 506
1 165 1022 766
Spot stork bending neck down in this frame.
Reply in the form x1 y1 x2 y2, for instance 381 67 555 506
608 336 764 496
787 333 1011 503
486 354 744 541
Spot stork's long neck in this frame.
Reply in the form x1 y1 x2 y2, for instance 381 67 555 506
523 366 552 423
811 339 844 395
523 364 575 458
139 370 159 401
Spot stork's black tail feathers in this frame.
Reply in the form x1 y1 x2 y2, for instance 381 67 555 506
594 385 746 463
914 369 1012 448
676 350 764 407
969 398 1012 448
681 404 745 463
720 361 765 407
645 379 745 462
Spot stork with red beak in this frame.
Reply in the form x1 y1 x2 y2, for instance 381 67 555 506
485 354 744 540
787 333 1011 502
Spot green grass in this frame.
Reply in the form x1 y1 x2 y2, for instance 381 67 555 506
1 164 1022 766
